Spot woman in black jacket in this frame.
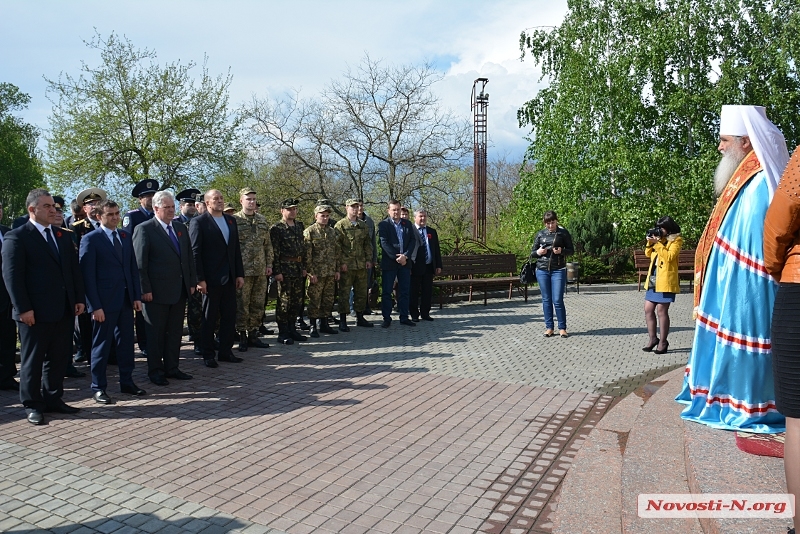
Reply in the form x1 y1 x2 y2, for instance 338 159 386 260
531 211 575 338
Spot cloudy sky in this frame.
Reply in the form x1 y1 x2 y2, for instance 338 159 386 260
2 0 568 163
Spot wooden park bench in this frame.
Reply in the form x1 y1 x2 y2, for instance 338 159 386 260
432 253 528 309
634 248 696 291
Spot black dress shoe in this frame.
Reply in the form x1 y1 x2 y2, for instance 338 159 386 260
165 370 193 380
411 317 420 322
44 400 80 414
0 378 20 391
248 336 270 348
65 366 86 378
93 391 114 404
399 319 417 327
218 353 243 363
381 319 391 328
421 316 434 321
120 383 147 396
26 410 44 425
149 375 169 386
204 359 219 368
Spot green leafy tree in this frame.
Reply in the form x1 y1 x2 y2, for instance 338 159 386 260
0 83 44 223
515 0 800 248
45 32 241 203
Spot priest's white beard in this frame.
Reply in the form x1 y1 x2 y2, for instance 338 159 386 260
714 143 748 197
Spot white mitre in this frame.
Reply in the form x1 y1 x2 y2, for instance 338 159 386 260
720 104 790 199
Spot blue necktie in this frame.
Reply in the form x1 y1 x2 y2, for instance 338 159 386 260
112 230 123 260
167 225 180 253
44 227 60 261
418 228 427 263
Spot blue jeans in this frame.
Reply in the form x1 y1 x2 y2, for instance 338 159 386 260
537 268 567 330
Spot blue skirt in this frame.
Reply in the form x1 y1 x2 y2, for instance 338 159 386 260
645 288 675 303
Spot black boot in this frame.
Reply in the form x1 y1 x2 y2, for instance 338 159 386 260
248 331 270 348
289 323 308 342
338 313 350 332
238 331 248 352
277 323 294 345
319 317 338 334
309 319 320 338
356 312 374 328
296 316 310 331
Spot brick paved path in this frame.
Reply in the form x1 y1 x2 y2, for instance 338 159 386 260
0 287 694 533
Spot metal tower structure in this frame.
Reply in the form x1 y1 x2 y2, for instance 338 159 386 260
471 78 489 242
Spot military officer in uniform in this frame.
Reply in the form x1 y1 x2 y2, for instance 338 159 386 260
122 179 159 356
174 189 203 353
335 199 374 330
304 205 340 337
270 199 307 345
233 188 273 351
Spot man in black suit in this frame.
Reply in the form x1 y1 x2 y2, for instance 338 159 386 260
79 200 145 403
1 189 86 425
189 190 245 367
133 190 197 386
410 209 443 322
0 201 18 390
377 199 418 328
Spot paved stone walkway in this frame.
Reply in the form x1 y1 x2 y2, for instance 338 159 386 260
0 286 695 533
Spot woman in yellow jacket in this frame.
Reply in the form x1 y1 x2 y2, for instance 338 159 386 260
642 216 682 354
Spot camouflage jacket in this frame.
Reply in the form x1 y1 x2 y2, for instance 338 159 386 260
334 217 372 271
233 210 274 277
303 223 340 277
270 220 306 278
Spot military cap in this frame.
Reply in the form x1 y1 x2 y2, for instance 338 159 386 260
76 187 108 206
281 198 299 209
224 203 237 212
314 204 332 214
131 179 159 198
344 198 361 206
176 188 201 203
240 187 257 197
317 198 333 206
52 196 66 210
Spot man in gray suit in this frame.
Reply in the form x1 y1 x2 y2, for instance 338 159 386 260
133 191 197 386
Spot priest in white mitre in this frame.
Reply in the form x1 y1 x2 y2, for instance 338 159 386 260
676 105 790 433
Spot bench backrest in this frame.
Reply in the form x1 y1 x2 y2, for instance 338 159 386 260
440 254 517 277
634 248 696 271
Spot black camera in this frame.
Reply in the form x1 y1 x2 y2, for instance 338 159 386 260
646 227 662 239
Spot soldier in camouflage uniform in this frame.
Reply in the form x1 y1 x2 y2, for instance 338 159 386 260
270 199 307 345
335 198 375 330
303 205 340 337
233 188 273 351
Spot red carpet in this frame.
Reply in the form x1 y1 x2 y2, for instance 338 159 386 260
735 431 785 458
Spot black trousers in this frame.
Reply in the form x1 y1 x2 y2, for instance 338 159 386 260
410 263 435 319
202 281 237 359
142 291 187 378
0 307 17 381
18 304 73 411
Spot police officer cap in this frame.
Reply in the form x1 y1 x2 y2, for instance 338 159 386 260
281 198 299 209
345 198 361 207
176 188 201 203
240 187 257 197
314 204 332 214
131 179 159 198
52 196 66 210
76 187 108 206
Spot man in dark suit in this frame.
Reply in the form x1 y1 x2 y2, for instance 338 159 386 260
1 189 86 425
79 200 145 403
123 179 158 357
377 199 418 328
133 190 197 386
0 201 18 390
189 190 245 367
410 209 443 322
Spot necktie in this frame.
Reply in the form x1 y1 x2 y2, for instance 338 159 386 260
418 228 428 263
167 225 180 253
44 227 60 261
112 230 123 260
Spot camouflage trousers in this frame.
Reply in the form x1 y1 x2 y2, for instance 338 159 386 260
307 275 336 319
187 290 203 339
236 275 268 331
276 276 305 324
339 268 368 315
